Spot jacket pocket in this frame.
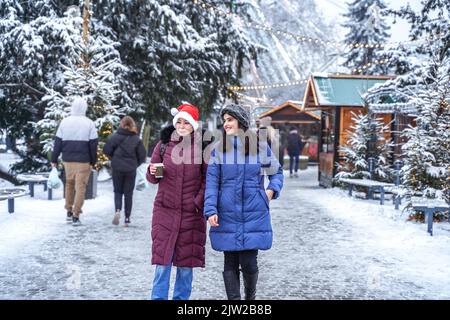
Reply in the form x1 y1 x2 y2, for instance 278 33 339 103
259 189 270 210
193 195 203 215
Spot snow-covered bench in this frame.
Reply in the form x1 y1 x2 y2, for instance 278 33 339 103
411 199 449 236
383 186 409 210
339 178 395 205
16 173 53 200
0 188 29 213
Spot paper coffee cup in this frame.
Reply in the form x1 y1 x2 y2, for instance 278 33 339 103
154 163 164 178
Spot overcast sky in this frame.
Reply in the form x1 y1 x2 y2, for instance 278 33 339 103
315 0 424 42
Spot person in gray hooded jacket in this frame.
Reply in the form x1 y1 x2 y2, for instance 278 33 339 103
51 97 98 226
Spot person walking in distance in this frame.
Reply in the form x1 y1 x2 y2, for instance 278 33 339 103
51 97 98 226
287 126 304 178
103 116 147 226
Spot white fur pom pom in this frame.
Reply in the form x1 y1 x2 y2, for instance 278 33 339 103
170 108 179 116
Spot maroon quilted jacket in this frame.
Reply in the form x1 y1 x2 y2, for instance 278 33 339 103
147 126 207 268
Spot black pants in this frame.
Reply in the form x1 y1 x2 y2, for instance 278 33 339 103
289 154 299 174
224 250 258 274
112 170 136 218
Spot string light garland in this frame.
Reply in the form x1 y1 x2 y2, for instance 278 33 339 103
226 57 392 91
192 1 444 91
351 58 390 74
247 22 341 49
227 79 308 91
192 0 444 50
233 91 275 102
248 21 444 49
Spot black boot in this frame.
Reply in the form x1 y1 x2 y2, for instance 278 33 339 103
222 270 241 300
243 271 258 300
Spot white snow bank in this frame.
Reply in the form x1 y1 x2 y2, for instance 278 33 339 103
0 182 114 259
0 152 21 173
297 167 450 291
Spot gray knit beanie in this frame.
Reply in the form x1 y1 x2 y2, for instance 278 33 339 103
220 104 251 130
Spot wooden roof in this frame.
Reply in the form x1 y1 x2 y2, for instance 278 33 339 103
257 101 320 123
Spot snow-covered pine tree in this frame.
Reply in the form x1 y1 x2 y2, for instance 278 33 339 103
93 0 256 127
37 6 130 170
366 0 449 103
0 0 40 146
90 0 145 116
183 0 256 108
1 23 37 172
1 0 83 173
342 0 391 74
335 109 394 183
146 0 256 123
335 112 372 180
401 54 450 211
394 0 450 66
2 0 255 171
69 37 131 170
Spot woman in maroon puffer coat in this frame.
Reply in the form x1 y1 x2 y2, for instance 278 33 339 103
147 103 208 300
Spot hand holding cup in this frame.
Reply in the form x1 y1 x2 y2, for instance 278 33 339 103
150 163 164 178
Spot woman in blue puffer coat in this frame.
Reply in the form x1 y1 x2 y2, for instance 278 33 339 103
204 104 284 300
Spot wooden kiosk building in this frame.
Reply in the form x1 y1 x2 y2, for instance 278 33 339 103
302 74 407 187
257 101 321 161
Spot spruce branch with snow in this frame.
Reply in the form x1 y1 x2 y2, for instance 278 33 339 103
335 109 394 183
401 55 450 210
366 0 449 104
36 8 130 170
342 0 391 74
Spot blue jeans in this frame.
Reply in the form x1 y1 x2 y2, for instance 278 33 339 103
151 264 193 300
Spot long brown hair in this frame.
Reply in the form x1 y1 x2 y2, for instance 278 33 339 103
120 116 138 134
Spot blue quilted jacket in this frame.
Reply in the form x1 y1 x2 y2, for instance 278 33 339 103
204 137 284 251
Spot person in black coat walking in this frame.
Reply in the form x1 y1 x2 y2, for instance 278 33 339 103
103 116 146 226
287 127 304 178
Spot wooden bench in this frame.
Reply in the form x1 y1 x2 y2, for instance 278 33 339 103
16 173 53 200
411 199 449 236
339 178 395 205
0 188 29 213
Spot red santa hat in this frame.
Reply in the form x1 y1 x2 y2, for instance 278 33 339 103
171 103 199 130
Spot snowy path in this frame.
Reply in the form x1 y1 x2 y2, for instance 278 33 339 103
1 166 450 299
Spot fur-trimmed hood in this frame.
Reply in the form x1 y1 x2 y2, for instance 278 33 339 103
160 125 176 144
